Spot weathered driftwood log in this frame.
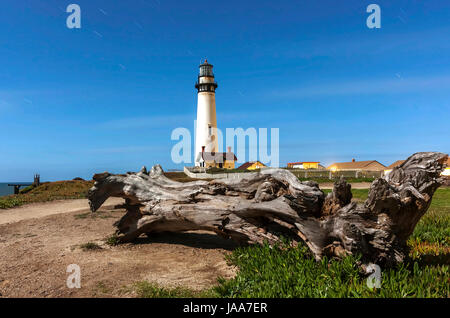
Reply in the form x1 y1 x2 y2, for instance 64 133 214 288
88 152 448 266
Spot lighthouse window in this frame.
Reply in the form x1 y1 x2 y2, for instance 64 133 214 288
208 125 212 136
200 66 213 77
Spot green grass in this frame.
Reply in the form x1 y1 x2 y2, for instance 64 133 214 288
0 180 93 209
164 172 212 182
105 234 120 246
135 281 217 298
322 188 369 201
214 242 449 298
80 242 102 251
204 167 257 174
411 188 450 246
349 189 370 201
19 184 36 194
299 177 375 184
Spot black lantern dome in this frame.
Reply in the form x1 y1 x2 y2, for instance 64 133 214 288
195 59 218 93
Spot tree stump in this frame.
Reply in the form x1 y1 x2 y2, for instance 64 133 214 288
88 152 448 266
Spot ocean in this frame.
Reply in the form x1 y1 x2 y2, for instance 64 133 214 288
0 183 13 196
0 183 32 197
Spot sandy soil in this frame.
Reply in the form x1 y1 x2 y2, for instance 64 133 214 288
0 199 236 298
0 198 123 225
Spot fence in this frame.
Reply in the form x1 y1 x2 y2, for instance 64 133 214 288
184 167 384 180
287 169 384 180
184 166 258 180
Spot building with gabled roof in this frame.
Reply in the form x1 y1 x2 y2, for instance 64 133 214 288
327 159 385 171
237 161 267 170
384 160 406 176
196 146 238 169
442 156 450 176
287 162 320 169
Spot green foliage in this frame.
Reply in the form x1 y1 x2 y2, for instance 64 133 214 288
214 242 449 298
80 242 102 251
322 188 369 200
105 234 120 246
164 172 211 183
19 184 36 194
205 167 256 174
298 177 375 184
0 180 94 209
350 189 370 201
96 281 112 294
411 188 450 245
0 196 23 209
135 281 217 298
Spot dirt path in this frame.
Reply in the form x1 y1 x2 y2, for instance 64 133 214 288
0 198 124 225
320 182 371 189
0 182 371 298
0 200 236 297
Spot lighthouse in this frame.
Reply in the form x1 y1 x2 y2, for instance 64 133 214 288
194 59 219 166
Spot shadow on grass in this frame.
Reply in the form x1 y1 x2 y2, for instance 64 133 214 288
407 253 450 267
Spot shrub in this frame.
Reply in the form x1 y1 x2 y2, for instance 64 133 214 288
105 234 120 246
0 196 23 209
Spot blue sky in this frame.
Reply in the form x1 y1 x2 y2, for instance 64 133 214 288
0 0 449 181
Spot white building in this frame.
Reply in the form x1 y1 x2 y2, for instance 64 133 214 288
194 60 219 166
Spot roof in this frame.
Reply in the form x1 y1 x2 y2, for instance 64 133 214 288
287 162 320 165
200 59 212 66
327 160 386 170
198 151 237 163
386 160 406 169
237 161 266 170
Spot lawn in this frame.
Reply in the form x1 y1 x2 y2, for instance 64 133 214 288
298 177 375 183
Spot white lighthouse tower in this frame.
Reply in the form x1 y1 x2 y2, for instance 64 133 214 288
194 59 219 166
